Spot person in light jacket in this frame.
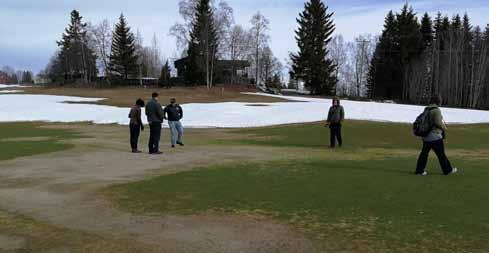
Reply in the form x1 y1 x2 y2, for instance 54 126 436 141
415 95 458 176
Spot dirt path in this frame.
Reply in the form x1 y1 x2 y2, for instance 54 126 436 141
0 125 314 252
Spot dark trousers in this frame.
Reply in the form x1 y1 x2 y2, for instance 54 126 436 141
416 139 454 175
329 123 342 147
148 122 162 153
129 124 141 151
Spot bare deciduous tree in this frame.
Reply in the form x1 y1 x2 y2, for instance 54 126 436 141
227 25 252 84
329 34 376 97
169 0 199 52
249 12 270 86
259 46 282 88
88 19 112 83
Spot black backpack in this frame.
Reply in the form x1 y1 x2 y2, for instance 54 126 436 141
413 108 436 137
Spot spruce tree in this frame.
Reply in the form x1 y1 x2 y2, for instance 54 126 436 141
420 13 434 49
186 0 218 86
159 61 171 88
368 5 423 101
109 14 139 80
291 0 336 95
56 10 97 83
22 71 33 84
368 11 399 99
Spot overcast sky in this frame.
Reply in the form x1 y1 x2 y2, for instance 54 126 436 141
1 0 488 74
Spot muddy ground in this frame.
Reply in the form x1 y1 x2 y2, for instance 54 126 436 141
0 124 315 252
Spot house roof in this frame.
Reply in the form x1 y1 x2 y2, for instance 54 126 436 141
174 57 250 68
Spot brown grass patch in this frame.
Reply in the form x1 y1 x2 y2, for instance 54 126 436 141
0 210 162 252
21 86 287 107
0 136 53 142
450 149 489 160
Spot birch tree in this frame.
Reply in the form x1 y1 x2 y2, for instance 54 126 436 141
250 12 270 86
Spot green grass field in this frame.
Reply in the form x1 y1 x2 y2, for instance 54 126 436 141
106 121 489 252
0 123 81 161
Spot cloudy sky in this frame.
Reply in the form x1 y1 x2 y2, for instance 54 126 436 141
1 0 488 74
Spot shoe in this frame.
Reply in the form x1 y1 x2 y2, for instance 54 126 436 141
132 150 142 153
416 171 428 176
449 168 458 175
177 142 184 146
171 145 175 148
150 151 163 155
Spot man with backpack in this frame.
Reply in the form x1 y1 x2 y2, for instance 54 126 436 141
414 95 458 176
326 97 345 148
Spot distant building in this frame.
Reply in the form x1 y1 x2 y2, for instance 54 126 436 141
0 71 9 84
34 75 51 85
173 57 251 85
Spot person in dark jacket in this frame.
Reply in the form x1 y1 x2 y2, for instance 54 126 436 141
326 97 345 148
145 92 164 155
415 95 458 176
128 99 145 153
164 98 184 148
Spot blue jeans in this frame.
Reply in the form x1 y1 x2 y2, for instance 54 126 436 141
168 121 183 146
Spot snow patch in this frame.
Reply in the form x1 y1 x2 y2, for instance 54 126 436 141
0 84 25 89
0 90 24 93
0 93 488 128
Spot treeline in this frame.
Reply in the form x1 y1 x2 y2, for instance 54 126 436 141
0 66 34 84
368 4 489 109
44 0 283 88
44 10 169 86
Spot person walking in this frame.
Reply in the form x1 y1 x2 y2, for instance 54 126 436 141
326 97 345 148
164 98 184 148
145 92 164 155
415 96 458 176
128 98 145 153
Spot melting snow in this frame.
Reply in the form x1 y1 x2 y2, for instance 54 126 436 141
0 93 488 128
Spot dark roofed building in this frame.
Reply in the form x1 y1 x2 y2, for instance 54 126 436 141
174 57 251 85
0 71 10 84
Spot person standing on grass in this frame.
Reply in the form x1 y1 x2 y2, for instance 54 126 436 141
164 98 184 148
145 92 164 155
326 97 345 148
128 99 145 153
415 95 458 176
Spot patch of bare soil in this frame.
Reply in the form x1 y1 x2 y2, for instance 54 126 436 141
0 234 25 250
0 124 314 252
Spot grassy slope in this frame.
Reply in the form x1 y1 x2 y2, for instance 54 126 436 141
0 123 81 161
105 121 489 252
